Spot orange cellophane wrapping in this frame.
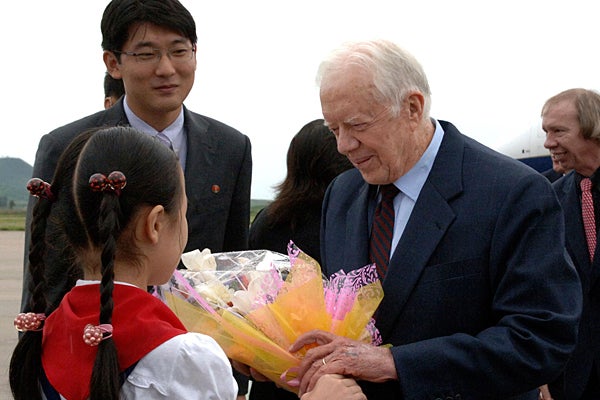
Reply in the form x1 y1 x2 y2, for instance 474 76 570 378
164 248 383 394
164 293 301 392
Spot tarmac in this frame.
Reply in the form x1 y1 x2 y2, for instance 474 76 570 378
0 231 23 399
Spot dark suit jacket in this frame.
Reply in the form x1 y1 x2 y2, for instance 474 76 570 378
542 168 564 183
550 172 600 399
320 120 582 400
21 98 252 311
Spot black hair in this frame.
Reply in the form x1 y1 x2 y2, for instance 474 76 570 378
104 72 125 99
10 126 182 400
101 0 197 53
10 129 96 400
267 119 353 230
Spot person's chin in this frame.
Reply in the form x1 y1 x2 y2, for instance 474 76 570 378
358 170 384 185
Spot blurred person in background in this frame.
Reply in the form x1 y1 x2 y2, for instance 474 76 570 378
103 72 125 109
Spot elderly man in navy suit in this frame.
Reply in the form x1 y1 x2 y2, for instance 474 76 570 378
289 40 582 400
542 88 600 400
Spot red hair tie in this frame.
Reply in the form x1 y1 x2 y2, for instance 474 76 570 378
89 171 127 196
26 178 55 202
83 323 114 346
14 312 46 332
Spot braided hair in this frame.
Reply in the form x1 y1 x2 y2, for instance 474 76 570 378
10 129 96 400
10 126 182 400
78 127 182 399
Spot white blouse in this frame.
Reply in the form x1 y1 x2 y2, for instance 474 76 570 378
45 332 238 399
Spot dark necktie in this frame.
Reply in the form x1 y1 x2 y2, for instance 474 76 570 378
581 177 596 261
370 184 399 280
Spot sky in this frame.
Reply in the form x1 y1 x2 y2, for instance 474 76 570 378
2 1 599 199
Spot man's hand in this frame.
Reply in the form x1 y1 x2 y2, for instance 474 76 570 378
289 330 397 396
539 384 553 400
300 374 366 400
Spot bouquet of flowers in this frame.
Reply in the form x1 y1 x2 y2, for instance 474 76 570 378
159 241 383 393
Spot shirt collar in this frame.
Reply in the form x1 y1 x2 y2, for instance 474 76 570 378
123 95 185 143
575 168 600 191
393 118 444 201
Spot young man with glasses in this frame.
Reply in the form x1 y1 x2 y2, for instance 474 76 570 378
21 1 252 397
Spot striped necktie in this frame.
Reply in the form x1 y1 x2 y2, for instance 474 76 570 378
581 177 596 261
370 184 399 280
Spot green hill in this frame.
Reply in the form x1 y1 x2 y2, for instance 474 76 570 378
250 199 271 222
0 157 33 209
0 157 272 216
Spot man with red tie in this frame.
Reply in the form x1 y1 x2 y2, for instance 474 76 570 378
542 88 600 400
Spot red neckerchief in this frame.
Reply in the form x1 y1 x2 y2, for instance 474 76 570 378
42 283 186 400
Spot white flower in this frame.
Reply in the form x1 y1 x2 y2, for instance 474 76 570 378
181 248 217 272
195 280 234 308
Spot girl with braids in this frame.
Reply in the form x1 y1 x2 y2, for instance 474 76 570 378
10 126 237 400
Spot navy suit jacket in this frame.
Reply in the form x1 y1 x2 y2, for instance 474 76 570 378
320 120 582 400
541 168 564 183
550 172 600 399
21 98 252 311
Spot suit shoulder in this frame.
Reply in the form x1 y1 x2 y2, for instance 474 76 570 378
552 171 574 192
33 109 121 179
327 168 365 198
43 109 121 143
444 121 541 178
185 109 249 142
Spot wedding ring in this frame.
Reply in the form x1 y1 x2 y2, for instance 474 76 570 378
322 358 327 366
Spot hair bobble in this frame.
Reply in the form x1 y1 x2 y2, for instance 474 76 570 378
26 178 55 202
83 323 113 346
89 171 127 196
14 312 46 332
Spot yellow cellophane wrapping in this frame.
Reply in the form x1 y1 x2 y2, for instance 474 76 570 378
164 248 383 394
165 293 301 392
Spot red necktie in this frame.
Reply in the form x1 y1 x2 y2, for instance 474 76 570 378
581 177 596 261
370 184 399 280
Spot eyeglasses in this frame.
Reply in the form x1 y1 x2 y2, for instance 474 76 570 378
113 45 196 64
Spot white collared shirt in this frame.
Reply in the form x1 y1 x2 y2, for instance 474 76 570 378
388 118 444 255
123 96 187 171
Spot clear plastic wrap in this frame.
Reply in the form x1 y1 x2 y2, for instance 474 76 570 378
158 242 383 393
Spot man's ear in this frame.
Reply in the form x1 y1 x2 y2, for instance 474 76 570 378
104 97 114 110
103 50 122 79
140 205 165 245
406 91 425 121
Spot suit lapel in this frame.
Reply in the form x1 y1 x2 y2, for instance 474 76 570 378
102 98 130 127
375 123 463 339
341 183 373 272
181 108 216 205
559 176 592 275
